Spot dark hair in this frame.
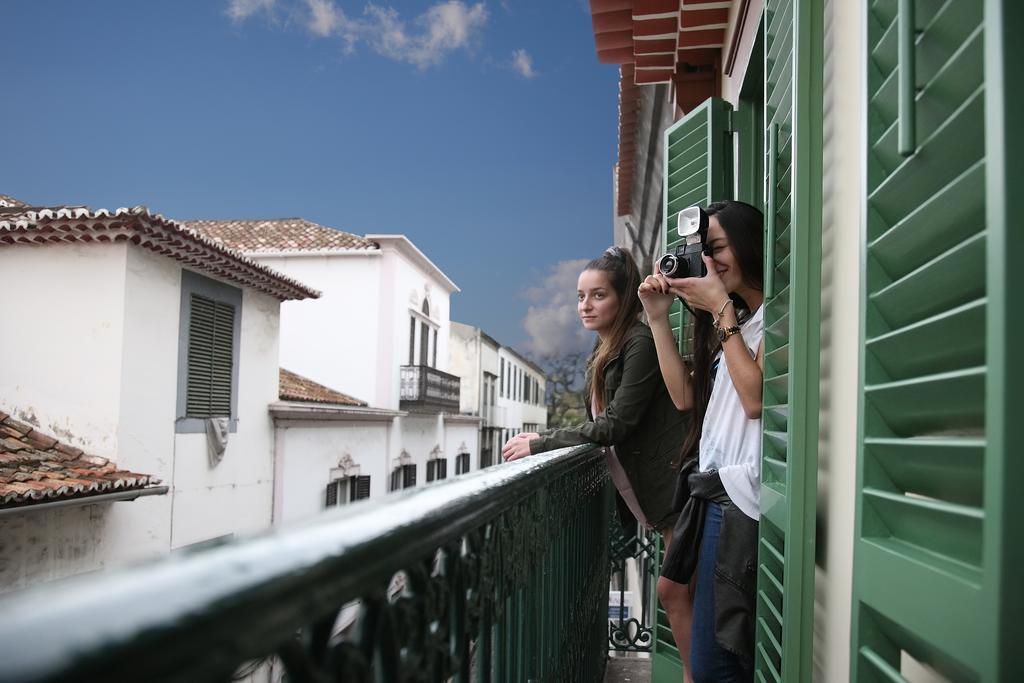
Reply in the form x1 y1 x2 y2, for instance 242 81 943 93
680 200 764 461
583 246 643 412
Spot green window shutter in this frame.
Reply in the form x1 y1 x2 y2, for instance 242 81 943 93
652 96 732 682
852 1 1021 679
661 97 733 361
755 0 822 680
186 294 235 419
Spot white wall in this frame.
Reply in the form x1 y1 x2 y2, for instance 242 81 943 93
449 323 480 414
0 242 127 455
815 0 862 679
378 242 454 410
495 348 547 432
0 243 147 591
720 0 766 107
259 253 381 407
0 242 283 590
275 419 391 523
171 285 280 548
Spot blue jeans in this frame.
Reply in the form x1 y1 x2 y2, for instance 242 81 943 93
690 502 751 683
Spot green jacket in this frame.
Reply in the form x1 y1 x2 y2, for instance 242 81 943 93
529 322 689 529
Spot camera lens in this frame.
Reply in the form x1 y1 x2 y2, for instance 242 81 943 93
658 254 677 276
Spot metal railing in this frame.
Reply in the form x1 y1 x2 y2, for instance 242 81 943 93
0 445 610 683
399 365 461 412
607 520 659 654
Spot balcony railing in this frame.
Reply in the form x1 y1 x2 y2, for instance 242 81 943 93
0 444 610 683
400 365 460 412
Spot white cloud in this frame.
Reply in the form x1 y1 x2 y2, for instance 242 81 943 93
227 0 275 22
364 1 488 69
521 259 595 357
232 0 488 69
305 0 343 37
511 48 536 79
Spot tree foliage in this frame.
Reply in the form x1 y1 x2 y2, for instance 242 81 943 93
536 351 589 429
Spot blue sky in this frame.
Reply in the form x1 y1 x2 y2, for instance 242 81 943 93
3 0 617 356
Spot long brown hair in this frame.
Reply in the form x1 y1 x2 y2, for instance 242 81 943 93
680 201 765 460
583 247 643 413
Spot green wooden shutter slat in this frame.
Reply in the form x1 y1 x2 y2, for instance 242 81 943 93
655 96 732 680
851 0 1011 679
755 0 822 680
864 437 984 506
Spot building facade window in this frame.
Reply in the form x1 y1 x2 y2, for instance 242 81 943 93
432 328 437 368
176 270 242 434
455 452 470 475
426 458 448 482
500 358 505 397
389 463 417 491
409 317 416 364
325 475 371 507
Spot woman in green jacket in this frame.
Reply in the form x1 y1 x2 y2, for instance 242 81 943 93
502 246 688 533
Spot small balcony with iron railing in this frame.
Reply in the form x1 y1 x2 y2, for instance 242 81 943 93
0 444 664 682
399 365 460 413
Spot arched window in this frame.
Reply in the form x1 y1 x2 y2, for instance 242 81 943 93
421 299 430 316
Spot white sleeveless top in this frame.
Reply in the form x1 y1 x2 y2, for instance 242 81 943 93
698 304 764 520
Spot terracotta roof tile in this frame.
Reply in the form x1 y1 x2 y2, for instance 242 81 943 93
185 218 377 254
279 368 367 407
0 206 320 302
0 413 162 510
0 194 28 209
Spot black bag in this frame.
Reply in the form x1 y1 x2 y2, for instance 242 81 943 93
670 456 699 513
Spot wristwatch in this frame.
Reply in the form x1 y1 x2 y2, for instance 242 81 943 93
717 324 741 343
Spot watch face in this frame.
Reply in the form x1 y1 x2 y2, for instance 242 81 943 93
717 325 739 342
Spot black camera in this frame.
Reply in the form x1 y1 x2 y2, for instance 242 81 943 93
657 205 709 278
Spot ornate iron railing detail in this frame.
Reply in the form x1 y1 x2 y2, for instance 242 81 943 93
0 445 609 683
607 512 659 653
399 365 460 412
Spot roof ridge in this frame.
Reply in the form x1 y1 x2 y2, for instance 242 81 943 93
0 206 322 301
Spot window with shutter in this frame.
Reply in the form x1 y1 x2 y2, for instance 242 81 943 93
754 1 823 680
427 459 447 482
850 1 1020 679
186 294 234 419
653 96 733 680
409 317 416 365
456 452 470 475
662 98 732 365
326 475 371 506
325 481 339 507
352 475 371 501
419 322 429 365
175 271 241 434
402 463 416 489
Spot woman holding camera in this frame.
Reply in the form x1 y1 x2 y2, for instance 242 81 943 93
502 246 687 540
639 201 764 682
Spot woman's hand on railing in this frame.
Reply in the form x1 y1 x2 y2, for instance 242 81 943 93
502 432 540 462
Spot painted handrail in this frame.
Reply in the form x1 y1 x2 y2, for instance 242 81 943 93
0 444 609 683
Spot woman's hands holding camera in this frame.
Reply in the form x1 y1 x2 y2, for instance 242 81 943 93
671 253 730 313
640 253 730 316
638 271 677 319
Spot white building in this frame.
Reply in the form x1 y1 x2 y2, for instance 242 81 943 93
0 202 318 592
449 322 547 468
186 218 481 524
